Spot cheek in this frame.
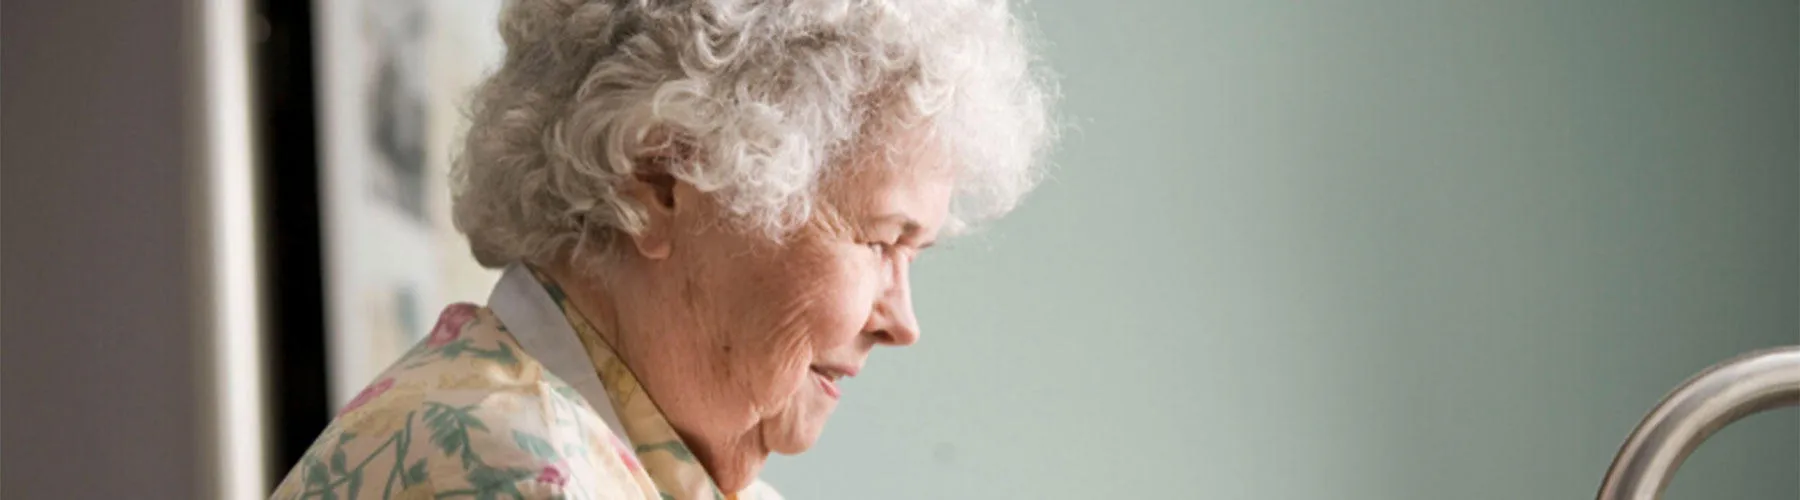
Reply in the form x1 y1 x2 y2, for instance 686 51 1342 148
716 251 842 388
797 249 881 349
740 248 877 390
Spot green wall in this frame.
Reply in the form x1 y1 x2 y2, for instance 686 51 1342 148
763 1 1799 498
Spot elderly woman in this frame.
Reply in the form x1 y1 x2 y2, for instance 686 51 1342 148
273 0 1052 498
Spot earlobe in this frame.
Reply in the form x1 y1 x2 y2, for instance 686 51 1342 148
632 230 673 259
629 205 673 260
624 165 681 261
627 195 675 260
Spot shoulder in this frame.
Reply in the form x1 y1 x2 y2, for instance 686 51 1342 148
270 303 654 499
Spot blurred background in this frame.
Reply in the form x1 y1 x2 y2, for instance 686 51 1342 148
3 0 1795 499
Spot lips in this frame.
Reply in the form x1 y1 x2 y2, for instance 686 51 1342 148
810 365 856 400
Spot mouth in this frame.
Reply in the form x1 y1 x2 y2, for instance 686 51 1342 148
809 365 856 400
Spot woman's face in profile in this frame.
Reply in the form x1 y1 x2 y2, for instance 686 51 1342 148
640 145 954 458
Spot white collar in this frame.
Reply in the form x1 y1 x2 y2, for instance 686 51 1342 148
486 263 635 449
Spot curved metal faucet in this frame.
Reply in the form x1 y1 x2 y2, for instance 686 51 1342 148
1596 345 1800 499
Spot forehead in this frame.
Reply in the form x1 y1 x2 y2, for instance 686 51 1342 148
822 136 956 227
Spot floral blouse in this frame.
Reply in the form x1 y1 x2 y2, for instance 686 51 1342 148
271 269 781 500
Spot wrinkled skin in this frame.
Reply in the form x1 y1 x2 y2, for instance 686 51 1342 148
549 139 951 492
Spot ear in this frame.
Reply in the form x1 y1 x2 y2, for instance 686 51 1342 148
619 146 688 260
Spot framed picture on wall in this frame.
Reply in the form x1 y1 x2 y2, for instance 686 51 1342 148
314 0 507 407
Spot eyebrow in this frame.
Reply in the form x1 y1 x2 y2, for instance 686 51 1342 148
868 213 936 248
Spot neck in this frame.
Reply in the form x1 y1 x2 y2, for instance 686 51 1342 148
542 263 627 354
539 261 764 493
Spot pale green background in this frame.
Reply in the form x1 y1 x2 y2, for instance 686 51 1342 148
761 1 1799 498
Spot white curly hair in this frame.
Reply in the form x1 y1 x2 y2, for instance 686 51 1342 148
452 0 1057 269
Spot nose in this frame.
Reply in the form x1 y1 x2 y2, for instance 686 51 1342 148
869 258 920 346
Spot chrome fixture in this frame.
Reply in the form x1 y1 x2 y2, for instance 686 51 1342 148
1596 346 1800 499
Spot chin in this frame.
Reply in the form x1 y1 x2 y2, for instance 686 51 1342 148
759 380 836 455
763 426 823 456
760 410 828 456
